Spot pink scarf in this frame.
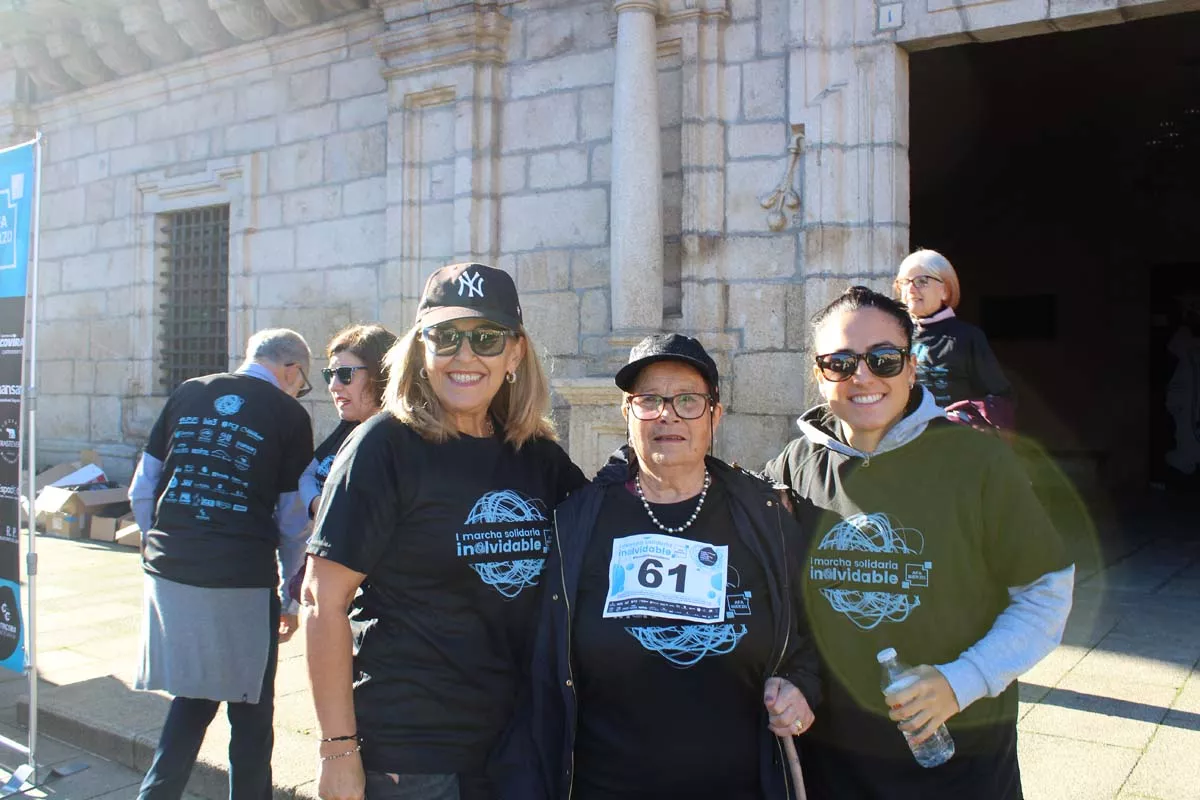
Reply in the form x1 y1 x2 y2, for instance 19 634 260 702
915 307 955 327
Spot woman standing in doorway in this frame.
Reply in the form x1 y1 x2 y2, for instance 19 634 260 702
895 248 1015 429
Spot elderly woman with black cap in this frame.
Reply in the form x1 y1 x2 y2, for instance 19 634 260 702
303 263 586 800
525 334 821 800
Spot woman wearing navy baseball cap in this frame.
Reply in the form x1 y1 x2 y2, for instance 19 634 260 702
303 263 586 800
526 333 821 800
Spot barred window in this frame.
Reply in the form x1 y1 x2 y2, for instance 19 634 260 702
159 205 230 392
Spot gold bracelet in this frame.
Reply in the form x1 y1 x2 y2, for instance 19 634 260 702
319 744 361 762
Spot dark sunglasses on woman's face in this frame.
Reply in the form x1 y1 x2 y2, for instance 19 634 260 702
815 347 909 382
421 325 515 357
321 365 369 386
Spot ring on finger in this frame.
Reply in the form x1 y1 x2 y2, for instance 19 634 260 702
792 719 804 733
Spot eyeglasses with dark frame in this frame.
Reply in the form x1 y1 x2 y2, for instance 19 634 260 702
420 325 517 358
626 393 714 421
321 365 370 386
814 347 909 382
286 362 313 398
893 275 944 291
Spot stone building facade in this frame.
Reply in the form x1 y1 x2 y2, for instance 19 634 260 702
0 0 1196 480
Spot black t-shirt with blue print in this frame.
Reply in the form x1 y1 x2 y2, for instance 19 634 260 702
142 372 313 589
312 418 357 494
308 413 586 775
572 480 772 800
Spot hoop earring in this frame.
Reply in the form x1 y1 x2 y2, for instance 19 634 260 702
505 371 516 384
419 367 428 380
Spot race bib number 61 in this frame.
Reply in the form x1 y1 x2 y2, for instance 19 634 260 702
603 533 729 623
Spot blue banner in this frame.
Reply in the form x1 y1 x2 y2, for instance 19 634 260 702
0 143 33 299
0 141 34 673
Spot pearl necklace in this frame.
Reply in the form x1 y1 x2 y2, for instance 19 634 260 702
635 470 711 535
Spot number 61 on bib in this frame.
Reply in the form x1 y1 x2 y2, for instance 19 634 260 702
603 533 730 623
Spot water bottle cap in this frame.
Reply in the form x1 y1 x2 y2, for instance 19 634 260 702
876 647 897 663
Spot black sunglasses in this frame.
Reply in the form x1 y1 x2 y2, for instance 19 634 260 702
421 325 516 357
321 365 370 386
286 363 313 398
815 347 909 382
627 393 713 421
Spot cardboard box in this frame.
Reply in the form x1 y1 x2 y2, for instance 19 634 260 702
115 522 141 549
89 512 136 543
34 451 105 492
35 485 130 539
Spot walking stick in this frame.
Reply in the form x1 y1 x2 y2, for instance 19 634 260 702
782 735 808 800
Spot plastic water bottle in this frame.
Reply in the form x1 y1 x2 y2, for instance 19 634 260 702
877 647 956 768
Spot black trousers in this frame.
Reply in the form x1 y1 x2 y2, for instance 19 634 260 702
138 594 280 800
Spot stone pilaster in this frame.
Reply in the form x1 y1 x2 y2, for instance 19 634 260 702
609 0 663 335
372 0 511 325
787 0 908 330
663 0 728 333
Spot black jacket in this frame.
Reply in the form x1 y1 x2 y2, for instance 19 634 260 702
523 450 822 800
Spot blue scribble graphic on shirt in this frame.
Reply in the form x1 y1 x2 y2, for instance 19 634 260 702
213 394 244 416
314 454 336 490
816 513 926 630
624 565 749 667
470 560 547 598
625 624 748 667
461 490 550 598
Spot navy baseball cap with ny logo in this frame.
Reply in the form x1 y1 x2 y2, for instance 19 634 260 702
415 262 523 331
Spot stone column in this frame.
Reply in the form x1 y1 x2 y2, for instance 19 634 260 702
609 0 663 334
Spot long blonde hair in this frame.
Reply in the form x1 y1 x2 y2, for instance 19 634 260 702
382 323 557 447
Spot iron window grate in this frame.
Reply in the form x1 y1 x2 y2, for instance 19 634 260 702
159 205 230 392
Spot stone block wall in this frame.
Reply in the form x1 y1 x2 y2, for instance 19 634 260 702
25 11 389 477
10 0 1191 479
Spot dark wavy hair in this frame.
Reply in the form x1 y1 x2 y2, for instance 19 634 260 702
812 285 915 348
327 323 399 407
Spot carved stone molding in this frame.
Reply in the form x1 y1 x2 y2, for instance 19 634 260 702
120 1 192 64
160 0 235 54
661 0 727 22
7 37 80 94
319 0 366 12
373 4 510 78
208 0 277 41
81 15 153 76
45 23 116 87
263 0 321 29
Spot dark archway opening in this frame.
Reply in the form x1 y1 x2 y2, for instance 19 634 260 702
909 12 1200 547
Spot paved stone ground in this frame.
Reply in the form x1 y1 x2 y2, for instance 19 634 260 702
2 500 1197 800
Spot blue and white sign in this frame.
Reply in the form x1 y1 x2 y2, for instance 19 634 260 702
0 143 33 300
0 140 35 673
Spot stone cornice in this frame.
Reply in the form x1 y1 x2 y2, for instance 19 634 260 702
373 4 510 79
0 0 371 99
29 8 378 123
660 0 727 24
